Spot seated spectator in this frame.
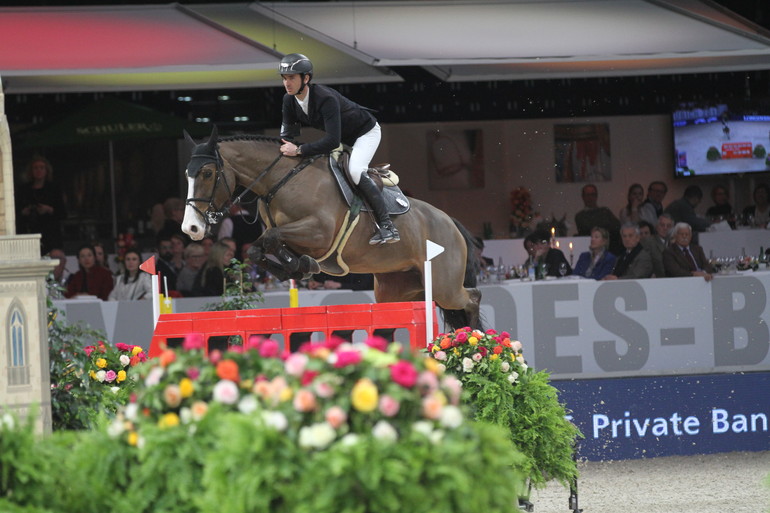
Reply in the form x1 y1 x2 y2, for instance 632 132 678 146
155 235 179 293
574 183 622 255
662 222 715 282
108 249 152 300
618 183 644 225
639 181 668 226
705 184 735 227
663 185 711 243
169 233 187 275
176 243 206 296
572 226 616 280
638 220 654 240
642 213 674 278
201 235 216 257
65 244 114 300
602 223 653 280
741 183 770 228
192 240 235 297
218 203 263 251
524 229 572 277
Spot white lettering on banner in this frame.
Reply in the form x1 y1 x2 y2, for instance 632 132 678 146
712 408 769 434
593 409 769 439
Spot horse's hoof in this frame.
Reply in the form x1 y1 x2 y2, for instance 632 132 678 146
299 254 321 274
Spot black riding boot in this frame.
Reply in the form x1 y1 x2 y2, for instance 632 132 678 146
357 173 400 245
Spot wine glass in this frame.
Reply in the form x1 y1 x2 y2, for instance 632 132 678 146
558 262 568 278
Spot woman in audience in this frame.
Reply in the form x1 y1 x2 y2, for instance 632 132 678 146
192 240 235 297
618 183 644 225
65 244 114 300
742 183 770 227
108 249 152 301
573 226 617 280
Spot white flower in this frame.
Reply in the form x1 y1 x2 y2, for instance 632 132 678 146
262 411 288 432
107 419 125 438
238 395 259 415
298 422 337 449
0 414 14 431
508 372 519 384
372 420 398 442
461 357 475 372
412 420 434 437
119 354 131 366
438 363 446 373
144 367 164 387
212 380 239 404
429 429 445 445
511 340 523 352
124 403 138 421
340 433 360 446
110 386 120 394
472 352 482 362
516 355 525 364
179 407 192 424
439 405 463 429
96 370 106 382
520 362 529 372
501 361 511 372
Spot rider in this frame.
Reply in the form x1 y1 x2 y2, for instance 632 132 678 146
277 53 400 245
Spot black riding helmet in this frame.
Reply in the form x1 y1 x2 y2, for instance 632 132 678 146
278 53 313 77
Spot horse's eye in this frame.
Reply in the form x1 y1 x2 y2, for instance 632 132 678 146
202 169 213 179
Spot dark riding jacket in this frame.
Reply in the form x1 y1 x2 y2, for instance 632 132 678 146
280 83 376 157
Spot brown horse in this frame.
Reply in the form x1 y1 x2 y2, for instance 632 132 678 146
181 127 481 329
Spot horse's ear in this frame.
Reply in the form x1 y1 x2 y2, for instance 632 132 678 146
205 125 219 153
183 130 197 148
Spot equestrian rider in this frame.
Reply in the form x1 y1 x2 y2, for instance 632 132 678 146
277 53 400 245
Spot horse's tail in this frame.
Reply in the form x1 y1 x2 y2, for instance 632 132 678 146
451 217 480 288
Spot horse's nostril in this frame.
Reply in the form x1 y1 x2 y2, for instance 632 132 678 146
190 225 198 233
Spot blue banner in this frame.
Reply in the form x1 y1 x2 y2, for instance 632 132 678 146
552 372 770 460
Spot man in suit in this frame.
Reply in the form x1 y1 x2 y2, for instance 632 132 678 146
641 213 674 278
662 222 715 282
663 185 712 243
602 222 653 280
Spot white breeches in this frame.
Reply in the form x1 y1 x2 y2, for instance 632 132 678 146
348 123 381 185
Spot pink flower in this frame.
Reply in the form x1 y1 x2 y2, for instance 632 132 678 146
182 333 205 351
323 335 346 351
186 367 200 380
334 350 362 368
378 395 401 417
284 353 308 376
212 380 239 404
472 352 482 362
417 371 439 393
293 389 317 412
454 331 468 343
325 406 347 429
364 335 388 352
314 380 335 398
208 349 222 364
259 339 280 358
84 346 95 357
422 393 444 420
115 342 131 352
501 331 511 339
390 360 418 388
104 370 117 383
485 329 498 336
477 346 488 357
434 350 447 361
441 376 463 405
300 370 319 386
247 335 264 351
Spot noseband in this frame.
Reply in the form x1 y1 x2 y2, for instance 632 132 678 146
184 148 233 226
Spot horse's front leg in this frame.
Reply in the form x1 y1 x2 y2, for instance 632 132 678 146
252 223 326 279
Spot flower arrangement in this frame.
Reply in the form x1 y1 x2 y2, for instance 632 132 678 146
428 327 581 492
84 341 145 402
510 186 537 237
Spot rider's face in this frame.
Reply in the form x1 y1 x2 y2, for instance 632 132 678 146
282 74 307 96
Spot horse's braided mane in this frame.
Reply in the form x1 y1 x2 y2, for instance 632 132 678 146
217 134 282 145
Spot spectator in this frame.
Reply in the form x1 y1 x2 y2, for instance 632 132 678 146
15 155 67 255
524 229 572 277
705 184 734 227
218 203 263 251
602 223 653 280
574 183 622 255
169 233 187 275
192 240 235 297
64 244 114 300
639 181 668 226
90 240 107 269
108 249 152 300
663 222 715 281
663 185 711 243
741 183 770 228
642 213 674 278
618 183 644 225
155 235 178 293
638 220 654 240
219 236 237 254
177 243 206 296
201 235 216 257
572 226 617 280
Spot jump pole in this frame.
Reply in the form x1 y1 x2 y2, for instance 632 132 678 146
424 240 445 345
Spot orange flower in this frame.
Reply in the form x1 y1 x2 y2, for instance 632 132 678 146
493 345 503 354
440 337 452 349
159 349 176 367
216 359 240 382
502 338 512 347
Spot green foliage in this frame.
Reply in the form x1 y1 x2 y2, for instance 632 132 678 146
754 144 767 159
706 146 721 161
205 258 265 311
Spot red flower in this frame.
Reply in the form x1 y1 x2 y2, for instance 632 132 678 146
300 370 319 386
477 346 488 357
390 360 418 388
259 339 280 358
183 333 205 351
455 331 468 343
84 346 95 357
115 342 131 352
334 350 362 368
493 345 503 355
364 335 388 352
485 329 498 336
216 359 240 382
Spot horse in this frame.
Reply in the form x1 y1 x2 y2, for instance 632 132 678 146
181 127 482 330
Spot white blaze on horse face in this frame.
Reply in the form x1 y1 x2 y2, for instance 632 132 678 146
181 174 206 240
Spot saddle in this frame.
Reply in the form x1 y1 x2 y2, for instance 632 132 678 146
329 148 410 216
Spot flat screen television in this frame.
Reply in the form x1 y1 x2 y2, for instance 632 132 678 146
672 102 770 178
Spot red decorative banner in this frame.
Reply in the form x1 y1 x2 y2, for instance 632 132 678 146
721 142 752 159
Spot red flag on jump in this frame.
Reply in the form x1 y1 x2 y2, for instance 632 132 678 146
139 255 156 275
